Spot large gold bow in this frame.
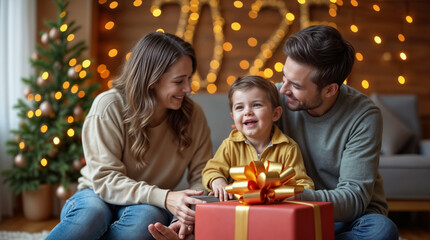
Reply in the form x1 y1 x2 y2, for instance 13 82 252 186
225 161 304 204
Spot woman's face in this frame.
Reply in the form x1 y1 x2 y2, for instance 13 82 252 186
153 55 193 111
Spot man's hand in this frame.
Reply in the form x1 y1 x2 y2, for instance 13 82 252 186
211 178 233 201
148 221 193 240
165 190 205 225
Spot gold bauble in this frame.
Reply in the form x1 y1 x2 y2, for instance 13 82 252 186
67 67 78 79
23 87 32 97
31 52 39 61
73 105 84 119
56 185 72 200
49 28 61 41
14 154 26 168
41 32 49 44
49 148 58 157
73 159 83 170
37 76 46 87
40 101 53 116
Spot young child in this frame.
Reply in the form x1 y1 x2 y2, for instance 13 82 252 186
202 75 314 201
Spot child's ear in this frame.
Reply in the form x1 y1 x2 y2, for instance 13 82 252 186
272 106 282 122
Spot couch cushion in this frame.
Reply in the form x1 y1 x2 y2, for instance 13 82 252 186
371 95 415 155
379 155 430 199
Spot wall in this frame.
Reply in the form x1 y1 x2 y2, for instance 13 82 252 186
37 0 430 138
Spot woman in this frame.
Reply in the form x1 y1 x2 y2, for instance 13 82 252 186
47 32 212 240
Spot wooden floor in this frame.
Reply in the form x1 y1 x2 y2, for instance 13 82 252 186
0 214 429 239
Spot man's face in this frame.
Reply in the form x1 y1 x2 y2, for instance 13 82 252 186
279 57 323 115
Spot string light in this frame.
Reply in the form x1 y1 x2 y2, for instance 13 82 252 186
82 59 91 68
41 124 48 133
109 1 118 9
60 24 68 32
67 128 75 137
226 75 236 85
398 75 406 84
223 42 233 51
239 60 250 70
361 80 369 89
274 62 283 72
247 37 257 47
207 84 217 94
67 116 74 123
40 158 48 167
63 81 70 89
233 1 243 8
35 94 42 102
400 52 407 60
133 0 143 7
27 110 34 118
19 141 26 150
69 58 77 67
53 137 60 145
374 36 382 44
67 34 75 41
108 49 118 57
35 109 42 117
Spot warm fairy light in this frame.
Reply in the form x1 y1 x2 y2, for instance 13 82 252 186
67 116 74 123
41 124 48 133
361 80 369 89
239 60 250 70
350 25 358 33
35 94 42 102
263 68 274 78
234 1 243 8
126 52 132 60
67 34 75 42
133 0 142 7
109 1 118 9
355 52 363 61
152 8 162 17
274 62 283 72
82 59 91 68
226 75 236 85
69 58 77 67
286 13 295 21
330 0 337 3
400 52 407 60
67 128 75 137
190 12 200 21
98 0 107 4
60 11 66 18
97 64 107 73
382 52 392 61
78 90 86 98
398 34 405 42
19 141 25 150
156 29 165 33
254 59 263 68
191 81 200 92
42 72 49 80
207 73 217 82
405 15 413 23
248 37 257 47
27 94 34 101
297 0 306 4
223 42 233 51
207 84 217 94
71 84 79 94
60 24 68 32
40 158 48 167
100 69 110 79
79 70 87 79
231 22 241 31
53 137 60 145
210 60 220 70
329 8 337 17
105 21 114 30
398 75 406 84
350 0 358 7
337 0 344 6
373 4 380 12
249 11 258 19
63 81 70 89
75 64 82 72
35 109 42 117
374 36 382 44
55 91 62 100
108 49 118 57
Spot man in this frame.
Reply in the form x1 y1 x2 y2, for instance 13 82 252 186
150 25 399 240
277 24 398 239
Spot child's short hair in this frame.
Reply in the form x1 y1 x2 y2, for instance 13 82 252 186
228 75 280 110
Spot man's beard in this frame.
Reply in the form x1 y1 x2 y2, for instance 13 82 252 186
286 95 323 111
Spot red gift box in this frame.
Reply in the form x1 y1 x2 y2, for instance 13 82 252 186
195 200 334 240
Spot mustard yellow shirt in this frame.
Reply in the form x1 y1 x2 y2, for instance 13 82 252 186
202 125 314 191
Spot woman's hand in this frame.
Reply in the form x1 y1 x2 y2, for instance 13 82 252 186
148 221 193 240
211 178 233 201
165 190 205 225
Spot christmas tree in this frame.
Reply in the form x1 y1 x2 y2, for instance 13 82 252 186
2 0 99 199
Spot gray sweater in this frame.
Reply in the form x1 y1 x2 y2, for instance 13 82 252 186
276 83 388 222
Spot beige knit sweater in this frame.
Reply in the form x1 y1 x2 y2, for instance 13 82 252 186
78 89 212 209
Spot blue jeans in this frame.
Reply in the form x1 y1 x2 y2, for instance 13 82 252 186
46 189 173 240
335 213 399 240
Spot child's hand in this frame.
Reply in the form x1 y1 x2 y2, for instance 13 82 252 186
178 222 193 240
211 178 234 201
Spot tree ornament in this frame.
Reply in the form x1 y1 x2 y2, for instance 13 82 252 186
23 87 32 98
49 148 58 157
67 67 78 79
40 101 53 116
49 28 61 41
41 32 49 44
73 105 84 119
31 52 39 61
73 159 83 170
56 185 72 200
14 135 21 143
14 154 26 168
54 61 62 71
37 76 47 87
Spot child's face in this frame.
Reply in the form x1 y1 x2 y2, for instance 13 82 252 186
230 87 281 142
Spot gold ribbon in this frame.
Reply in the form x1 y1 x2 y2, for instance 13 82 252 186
233 201 323 240
226 161 304 204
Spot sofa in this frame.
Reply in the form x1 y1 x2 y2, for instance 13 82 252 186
177 92 430 213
